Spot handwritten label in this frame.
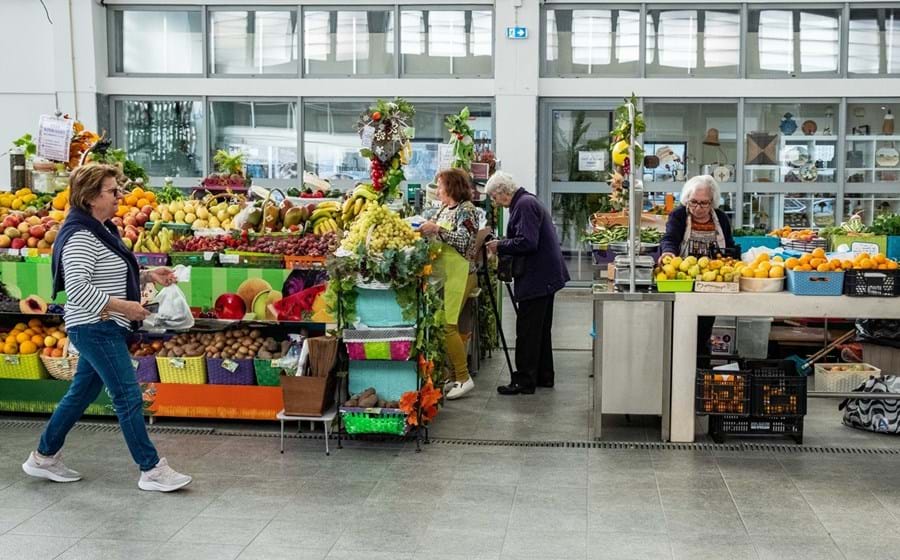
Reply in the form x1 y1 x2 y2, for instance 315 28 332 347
4 355 20 365
578 151 606 171
169 358 185 369
438 143 454 171
850 241 880 254
219 254 239 264
222 359 238 373
360 125 376 148
37 114 74 162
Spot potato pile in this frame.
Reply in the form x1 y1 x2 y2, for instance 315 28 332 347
130 339 164 357
344 387 399 409
150 329 289 361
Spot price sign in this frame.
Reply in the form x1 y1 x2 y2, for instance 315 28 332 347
131 359 140 370
222 359 239 373
37 114 74 162
5 355 20 365
438 144 454 171
219 254 239 264
578 151 606 172
169 358 185 369
360 125 376 149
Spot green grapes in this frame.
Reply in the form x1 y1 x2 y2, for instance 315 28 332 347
340 203 420 255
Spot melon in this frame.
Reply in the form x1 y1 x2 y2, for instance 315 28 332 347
236 278 272 309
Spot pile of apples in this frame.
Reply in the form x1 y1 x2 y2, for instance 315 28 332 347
0 213 60 251
2 319 67 357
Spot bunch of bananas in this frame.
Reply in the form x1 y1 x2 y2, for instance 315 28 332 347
134 222 175 253
341 184 379 225
309 201 341 234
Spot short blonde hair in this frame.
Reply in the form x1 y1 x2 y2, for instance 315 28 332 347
680 175 720 209
484 171 517 197
69 164 121 212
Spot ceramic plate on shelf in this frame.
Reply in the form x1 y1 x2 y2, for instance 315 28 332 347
802 120 818 135
783 146 810 167
798 164 818 183
875 147 900 168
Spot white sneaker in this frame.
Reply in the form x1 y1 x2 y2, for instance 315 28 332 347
22 451 82 483
138 458 192 492
446 378 475 400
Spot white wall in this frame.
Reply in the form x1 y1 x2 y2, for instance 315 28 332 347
0 0 101 189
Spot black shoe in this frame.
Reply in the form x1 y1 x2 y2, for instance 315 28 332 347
497 383 535 395
537 382 554 388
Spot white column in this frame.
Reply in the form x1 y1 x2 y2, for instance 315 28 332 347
493 0 540 193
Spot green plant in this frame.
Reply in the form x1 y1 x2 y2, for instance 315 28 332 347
732 227 768 237
553 193 614 243
12 134 36 158
445 106 476 171
871 213 900 236
213 149 245 175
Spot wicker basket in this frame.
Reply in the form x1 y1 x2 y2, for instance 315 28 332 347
41 355 79 381
340 407 408 436
132 356 160 383
344 327 415 361
0 353 49 380
254 358 284 386
814 363 881 393
207 358 255 385
156 356 207 384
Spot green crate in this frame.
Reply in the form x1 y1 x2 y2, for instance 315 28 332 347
253 358 284 386
655 279 694 292
341 408 408 436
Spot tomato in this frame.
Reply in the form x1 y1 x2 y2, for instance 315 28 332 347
372 111 382 121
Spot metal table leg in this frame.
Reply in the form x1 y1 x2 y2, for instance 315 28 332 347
324 420 330 456
280 418 284 454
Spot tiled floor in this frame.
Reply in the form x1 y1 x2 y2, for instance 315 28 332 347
2 289 900 558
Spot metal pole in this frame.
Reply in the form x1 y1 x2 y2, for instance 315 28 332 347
627 102 638 294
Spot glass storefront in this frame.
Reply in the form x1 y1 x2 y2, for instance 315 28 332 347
209 10 298 75
111 9 203 74
747 8 842 77
400 9 493 76
303 8 394 76
645 9 740 77
543 8 641 77
848 8 900 75
210 101 298 180
113 99 205 177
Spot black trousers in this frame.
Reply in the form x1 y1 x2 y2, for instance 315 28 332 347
514 294 556 389
697 316 715 369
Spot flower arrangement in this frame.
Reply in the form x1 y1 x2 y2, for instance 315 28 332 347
445 106 476 171
357 98 416 201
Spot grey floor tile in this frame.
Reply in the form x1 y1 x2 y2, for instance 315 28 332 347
154 542 244 560
0 508 37 534
327 553 415 560
0 533 78 560
250 516 348 549
664 508 746 537
502 529 587 559
671 542 759 560
440 483 517 510
588 486 662 513
417 527 506 556
740 509 829 537
753 537 846 560
427 504 510 534
197 493 285 520
237 543 329 560
586 534 672 560
54 538 158 560
331 524 429 553
834 535 900 560
508 506 587 532
589 510 667 535
171 516 269 546
659 488 738 512
514 485 588 512
9 509 110 538
86 510 197 541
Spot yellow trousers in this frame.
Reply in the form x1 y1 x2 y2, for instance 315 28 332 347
445 273 477 383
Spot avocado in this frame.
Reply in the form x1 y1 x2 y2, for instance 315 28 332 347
283 207 305 228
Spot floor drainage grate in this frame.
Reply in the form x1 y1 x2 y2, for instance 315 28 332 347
3 419 900 455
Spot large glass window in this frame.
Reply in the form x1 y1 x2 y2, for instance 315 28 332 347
114 99 204 177
844 194 900 226
209 10 298 75
642 102 738 186
110 9 203 74
210 101 297 180
303 101 492 186
550 109 612 183
845 101 900 185
645 9 740 77
400 9 493 76
303 9 394 76
849 8 900 76
744 102 838 184
747 9 841 77
543 8 641 77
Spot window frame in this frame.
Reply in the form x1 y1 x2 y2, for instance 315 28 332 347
745 4 845 79
644 4 743 78
398 5 495 79
206 6 300 79
846 4 900 78
107 4 207 78
300 5 400 79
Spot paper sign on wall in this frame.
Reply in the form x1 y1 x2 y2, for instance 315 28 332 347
578 151 606 171
37 115 74 162
438 143 454 171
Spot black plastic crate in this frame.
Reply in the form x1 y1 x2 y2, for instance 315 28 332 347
710 415 803 444
843 269 900 297
741 359 807 417
695 370 750 416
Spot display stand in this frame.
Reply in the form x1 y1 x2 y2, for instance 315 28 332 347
277 405 339 455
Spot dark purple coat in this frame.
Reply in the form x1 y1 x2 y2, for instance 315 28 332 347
498 188 570 302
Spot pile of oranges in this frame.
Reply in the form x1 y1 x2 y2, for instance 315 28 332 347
741 253 786 279
116 186 157 218
2 319 67 357
784 248 899 273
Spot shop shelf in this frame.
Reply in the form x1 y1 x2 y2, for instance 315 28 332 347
695 369 750 416
786 269 845 296
348 360 418 403
709 415 803 444
843 269 900 297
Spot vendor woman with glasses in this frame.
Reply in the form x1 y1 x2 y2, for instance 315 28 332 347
659 175 736 365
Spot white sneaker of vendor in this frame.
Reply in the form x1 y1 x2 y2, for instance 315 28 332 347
446 378 475 400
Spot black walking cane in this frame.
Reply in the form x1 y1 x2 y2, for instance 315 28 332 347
478 238 516 380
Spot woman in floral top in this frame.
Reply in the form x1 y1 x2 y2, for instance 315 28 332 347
419 168 479 400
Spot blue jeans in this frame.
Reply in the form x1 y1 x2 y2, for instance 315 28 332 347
38 320 160 471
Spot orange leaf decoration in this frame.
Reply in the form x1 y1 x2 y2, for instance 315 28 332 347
419 379 442 410
399 390 418 415
422 405 438 422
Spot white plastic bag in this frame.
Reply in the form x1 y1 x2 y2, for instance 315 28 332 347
144 284 194 331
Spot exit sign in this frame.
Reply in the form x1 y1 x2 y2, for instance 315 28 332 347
506 26 528 39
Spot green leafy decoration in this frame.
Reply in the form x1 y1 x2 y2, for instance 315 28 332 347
213 149 245 175
12 134 36 158
445 107 476 171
